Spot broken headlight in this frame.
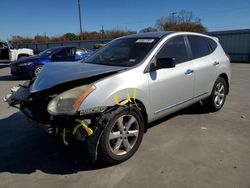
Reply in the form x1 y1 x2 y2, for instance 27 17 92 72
47 85 95 115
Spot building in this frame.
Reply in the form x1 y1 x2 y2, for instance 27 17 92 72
208 29 250 62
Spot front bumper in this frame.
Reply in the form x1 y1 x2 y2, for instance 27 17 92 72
10 63 32 77
4 84 108 162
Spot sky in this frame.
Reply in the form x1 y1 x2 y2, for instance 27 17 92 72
0 0 250 40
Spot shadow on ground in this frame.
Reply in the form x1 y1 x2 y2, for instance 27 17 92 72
0 64 10 69
0 75 28 81
148 102 209 129
0 103 209 175
0 112 110 175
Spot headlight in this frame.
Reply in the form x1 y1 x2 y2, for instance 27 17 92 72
47 85 95 115
18 62 33 66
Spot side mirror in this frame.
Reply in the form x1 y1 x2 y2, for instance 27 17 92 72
150 57 176 72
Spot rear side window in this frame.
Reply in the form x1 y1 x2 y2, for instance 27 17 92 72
188 35 211 59
157 36 189 64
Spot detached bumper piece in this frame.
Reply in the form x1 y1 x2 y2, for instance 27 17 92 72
3 85 30 106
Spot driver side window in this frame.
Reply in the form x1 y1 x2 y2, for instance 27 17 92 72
157 36 189 64
53 48 75 58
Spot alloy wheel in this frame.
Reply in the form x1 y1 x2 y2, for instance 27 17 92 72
214 82 225 107
108 115 139 156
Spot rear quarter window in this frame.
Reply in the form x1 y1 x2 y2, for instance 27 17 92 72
188 35 211 59
206 38 218 52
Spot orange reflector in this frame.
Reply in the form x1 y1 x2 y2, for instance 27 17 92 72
73 85 95 111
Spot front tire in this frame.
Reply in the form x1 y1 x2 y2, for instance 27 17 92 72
98 105 144 164
33 65 43 77
204 77 227 112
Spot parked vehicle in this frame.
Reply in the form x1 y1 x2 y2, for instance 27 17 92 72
10 46 92 77
5 32 231 164
0 40 33 63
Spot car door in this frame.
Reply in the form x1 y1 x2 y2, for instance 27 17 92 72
148 35 195 120
187 35 216 99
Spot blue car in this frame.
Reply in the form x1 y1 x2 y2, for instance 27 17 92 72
10 46 92 77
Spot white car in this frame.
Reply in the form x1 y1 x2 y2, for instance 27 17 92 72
0 40 33 63
5 32 231 164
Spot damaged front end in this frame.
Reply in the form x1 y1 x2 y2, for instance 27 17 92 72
3 67 123 162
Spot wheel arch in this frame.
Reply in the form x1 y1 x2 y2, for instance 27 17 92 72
218 73 229 94
17 53 29 59
134 99 148 133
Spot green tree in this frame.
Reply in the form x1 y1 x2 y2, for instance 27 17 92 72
64 33 79 41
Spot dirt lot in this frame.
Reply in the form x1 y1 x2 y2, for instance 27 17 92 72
0 63 250 188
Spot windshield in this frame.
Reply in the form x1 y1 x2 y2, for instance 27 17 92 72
7 41 14 49
39 48 55 57
85 38 159 67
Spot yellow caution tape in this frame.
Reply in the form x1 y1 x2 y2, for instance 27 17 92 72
113 88 141 110
133 88 141 110
75 119 93 136
63 128 69 145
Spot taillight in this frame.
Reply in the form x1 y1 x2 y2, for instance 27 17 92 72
226 54 231 62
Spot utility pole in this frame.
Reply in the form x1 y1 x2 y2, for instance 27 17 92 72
77 0 83 40
101 25 104 43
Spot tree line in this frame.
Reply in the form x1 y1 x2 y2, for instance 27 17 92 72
10 10 207 44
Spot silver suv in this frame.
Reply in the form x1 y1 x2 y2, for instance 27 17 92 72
5 32 231 164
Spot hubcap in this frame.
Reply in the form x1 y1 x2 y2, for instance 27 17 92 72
108 115 139 156
214 82 225 107
35 67 42 76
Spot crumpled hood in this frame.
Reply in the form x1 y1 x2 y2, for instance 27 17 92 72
30 62 127 93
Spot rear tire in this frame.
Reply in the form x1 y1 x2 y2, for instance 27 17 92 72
98 105 144 164
204 77 227 112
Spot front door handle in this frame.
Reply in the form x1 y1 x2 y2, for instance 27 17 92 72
213 61 220 66
185 69 194 75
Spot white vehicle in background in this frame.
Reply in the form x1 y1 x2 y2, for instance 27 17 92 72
0 40 33 63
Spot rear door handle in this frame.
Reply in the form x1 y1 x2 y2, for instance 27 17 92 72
185 69 194 75
213 61 220 66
